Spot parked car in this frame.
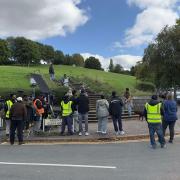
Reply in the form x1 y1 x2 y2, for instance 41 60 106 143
176 91 180 103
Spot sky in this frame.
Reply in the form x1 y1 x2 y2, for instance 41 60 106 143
0 0 179 69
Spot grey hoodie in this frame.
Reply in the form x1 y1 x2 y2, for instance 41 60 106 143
96 99 109 118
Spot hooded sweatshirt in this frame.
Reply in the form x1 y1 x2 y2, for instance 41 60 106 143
96 99 109 118
164 100 177 122
143 99 164 121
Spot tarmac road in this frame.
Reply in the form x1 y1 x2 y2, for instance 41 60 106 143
1 139 180 180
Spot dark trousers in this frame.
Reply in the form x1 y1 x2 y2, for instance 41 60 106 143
112 116 123 132
148 123 165 146
61 116 73 134
10 120 23 144
162 121 176 141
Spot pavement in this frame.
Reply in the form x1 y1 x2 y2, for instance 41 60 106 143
1 119 180 144
1 139 180 180
1 105 180 144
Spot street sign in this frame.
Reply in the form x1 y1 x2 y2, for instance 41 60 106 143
44 118 62 126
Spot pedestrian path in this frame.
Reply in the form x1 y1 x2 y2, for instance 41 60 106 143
31 74 50 94
1 119 180 144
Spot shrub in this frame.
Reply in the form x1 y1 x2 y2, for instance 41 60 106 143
137 81 155 92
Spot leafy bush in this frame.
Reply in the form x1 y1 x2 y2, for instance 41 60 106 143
52 87 68 105
137 81 155 92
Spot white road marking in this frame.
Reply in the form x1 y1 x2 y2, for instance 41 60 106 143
0 162 117 169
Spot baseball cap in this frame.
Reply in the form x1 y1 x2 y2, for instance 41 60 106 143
17 97 23 101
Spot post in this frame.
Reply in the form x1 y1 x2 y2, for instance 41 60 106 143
43 118 45 132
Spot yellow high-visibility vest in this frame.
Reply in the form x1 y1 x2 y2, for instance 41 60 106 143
5 100 13 118
145 103 162 123
61 101 72 117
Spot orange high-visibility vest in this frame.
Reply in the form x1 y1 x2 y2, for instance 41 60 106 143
33 99 44 115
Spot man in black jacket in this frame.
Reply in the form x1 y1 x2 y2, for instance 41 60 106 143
77 89 89 136
9 97 27 145
109 91 124 135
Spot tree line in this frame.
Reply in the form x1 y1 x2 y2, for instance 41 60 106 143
0 37 103 70
108 59 133 75
131 19 180 91
0 37 134 73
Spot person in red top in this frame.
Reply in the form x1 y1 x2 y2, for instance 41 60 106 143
33 97 44 133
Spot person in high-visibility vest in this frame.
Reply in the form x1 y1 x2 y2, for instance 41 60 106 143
144 95 166 149
60 94 73 135
4 94 16 136
33 98 44 133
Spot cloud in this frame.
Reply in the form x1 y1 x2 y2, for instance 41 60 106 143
117 0 180 48
127 0 178 9
0 0 89 40
81 53 142 70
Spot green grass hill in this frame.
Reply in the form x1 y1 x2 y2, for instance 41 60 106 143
0 65 148 97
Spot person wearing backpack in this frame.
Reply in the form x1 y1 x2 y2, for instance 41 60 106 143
96 95 109 134
33 98 44 133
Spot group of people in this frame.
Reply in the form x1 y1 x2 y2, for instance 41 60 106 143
2 94 47 145
144 93 178 149
60 89 125 136
49 63 70 87
0 84 178 147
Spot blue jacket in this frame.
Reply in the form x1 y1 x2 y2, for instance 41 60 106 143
164 100 178 122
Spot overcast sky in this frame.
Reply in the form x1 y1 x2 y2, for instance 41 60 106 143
0 0 179 69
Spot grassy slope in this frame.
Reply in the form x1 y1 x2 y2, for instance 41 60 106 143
0 65 148 96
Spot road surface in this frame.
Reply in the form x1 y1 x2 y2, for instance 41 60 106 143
1 138 180 180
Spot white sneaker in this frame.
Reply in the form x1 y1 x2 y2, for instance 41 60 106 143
97 131 101 133
102 131 107 135
85 132 89 136
79 132 82 136
115 131 119 136
119 131 125 135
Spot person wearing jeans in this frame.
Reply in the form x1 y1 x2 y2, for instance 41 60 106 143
4 94 16 136
148 123 165 147
78 113 88 134
77 89 89 136
70 90 78 133
96 95 109 134
109 91 124 135
60 95 73 135
162 93 178 143
33 98 44 133
144 95 166 149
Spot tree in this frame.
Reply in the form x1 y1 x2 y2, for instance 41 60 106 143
41 45 55 63
130 66 135 76
54 50 64 64
108 59 114 72
64 54 74 65
72 53 84 66
14 37 41 66
84 56 102 70
113 64 123 73
138 19 180 89
0 39 11 64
